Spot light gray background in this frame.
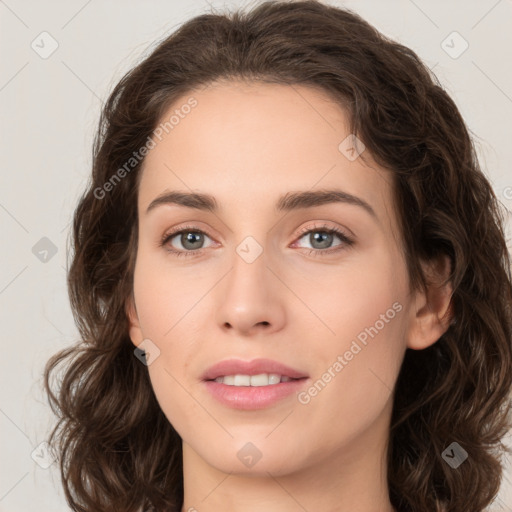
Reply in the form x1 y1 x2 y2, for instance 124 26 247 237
1 0 511 510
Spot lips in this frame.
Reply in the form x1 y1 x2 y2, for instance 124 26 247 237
201 358 309 381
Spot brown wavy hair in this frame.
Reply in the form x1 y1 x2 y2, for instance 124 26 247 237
43 1 512 511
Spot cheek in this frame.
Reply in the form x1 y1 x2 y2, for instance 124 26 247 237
132 254 205 433
147 358 190 413
296 247 406 357
295 252 407 434
295 307 405 454
131 250 197 341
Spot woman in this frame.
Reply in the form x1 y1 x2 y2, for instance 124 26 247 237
43 1 512 511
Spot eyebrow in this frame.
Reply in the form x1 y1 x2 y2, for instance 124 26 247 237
145 189 377 219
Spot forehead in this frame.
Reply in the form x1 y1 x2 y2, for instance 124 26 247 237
138 80 394 226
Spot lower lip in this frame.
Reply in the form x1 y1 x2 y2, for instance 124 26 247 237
203 378 309 410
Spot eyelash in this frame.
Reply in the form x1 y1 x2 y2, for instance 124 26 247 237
159 223 354 259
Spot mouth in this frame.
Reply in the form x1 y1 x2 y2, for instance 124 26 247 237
201 358 309 409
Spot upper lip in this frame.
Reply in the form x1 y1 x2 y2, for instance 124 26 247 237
202 358 309 381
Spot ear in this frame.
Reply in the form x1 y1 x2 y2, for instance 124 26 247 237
406 254 454 350
125 292 144 348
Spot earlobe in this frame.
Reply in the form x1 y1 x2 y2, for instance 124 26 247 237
125 294 144 348
406 254 454 351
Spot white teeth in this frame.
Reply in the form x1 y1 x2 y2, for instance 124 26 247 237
234 374 251 386
213 373 295 386
267 374 281 385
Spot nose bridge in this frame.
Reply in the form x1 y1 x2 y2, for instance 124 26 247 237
234 233 266 266
222 212 287 294
227 232 269 295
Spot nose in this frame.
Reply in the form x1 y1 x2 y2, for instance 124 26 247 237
214 241 286 337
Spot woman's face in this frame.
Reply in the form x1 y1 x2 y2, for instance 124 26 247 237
127 80 442 477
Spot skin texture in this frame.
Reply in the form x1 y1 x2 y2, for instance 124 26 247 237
126 80 453 512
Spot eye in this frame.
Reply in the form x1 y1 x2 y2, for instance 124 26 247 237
160 224 215 257
292 223 354 257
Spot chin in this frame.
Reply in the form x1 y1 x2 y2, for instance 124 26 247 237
198 441 306 476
